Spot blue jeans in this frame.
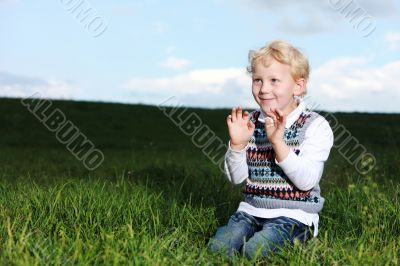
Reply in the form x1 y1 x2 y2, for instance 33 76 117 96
207 211 313 259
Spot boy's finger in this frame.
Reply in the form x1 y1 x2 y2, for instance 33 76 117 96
266 111 276 120
271 107 280 116
231 107 237 122
276 109 284 119
237 106 243 119
227 114 232 125
266 112 277 124
271 108 283 122
265 117 275 128
266 117 274 124
248 120 255 129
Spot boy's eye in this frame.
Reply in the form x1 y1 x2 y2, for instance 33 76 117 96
271 78 279 84
253 79 262 84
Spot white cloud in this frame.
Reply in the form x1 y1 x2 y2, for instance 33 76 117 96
0 71 79 99
386 32 400 50
124 68 254 108
309 57 400 112
159 56 191 70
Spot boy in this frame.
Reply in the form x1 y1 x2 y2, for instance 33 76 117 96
207 40 334 259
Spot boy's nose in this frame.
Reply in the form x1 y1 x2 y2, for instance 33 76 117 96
260 84 272 94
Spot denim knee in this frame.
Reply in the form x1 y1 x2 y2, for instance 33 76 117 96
207 211 257 257
243 217 311 259
243 229 281 259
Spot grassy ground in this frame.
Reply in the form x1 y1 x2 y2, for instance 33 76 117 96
0 97 399 265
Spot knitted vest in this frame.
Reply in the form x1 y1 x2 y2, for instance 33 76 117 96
242 109 324 213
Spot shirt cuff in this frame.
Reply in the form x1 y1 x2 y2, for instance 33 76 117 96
228 140 248 153
226 140 248 163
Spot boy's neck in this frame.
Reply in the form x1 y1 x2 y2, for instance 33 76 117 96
282 98 300 116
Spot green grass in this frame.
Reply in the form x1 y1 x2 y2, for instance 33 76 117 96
0 97 399 265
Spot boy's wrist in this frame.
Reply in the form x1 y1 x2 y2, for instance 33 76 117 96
229 141 247 151
270 140 290 163
269 138 285 146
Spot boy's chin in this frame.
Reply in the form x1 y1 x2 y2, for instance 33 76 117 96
258 102 276 112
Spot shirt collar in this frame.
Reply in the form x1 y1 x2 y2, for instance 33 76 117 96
257 97 306 129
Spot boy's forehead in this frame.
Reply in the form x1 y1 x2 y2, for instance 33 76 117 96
253 57 291 75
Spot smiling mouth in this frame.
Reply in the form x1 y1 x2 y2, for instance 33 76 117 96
260 98 275 100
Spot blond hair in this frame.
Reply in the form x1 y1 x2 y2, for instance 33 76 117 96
247 40 310 95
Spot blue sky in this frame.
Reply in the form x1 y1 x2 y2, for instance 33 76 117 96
1 0 400 112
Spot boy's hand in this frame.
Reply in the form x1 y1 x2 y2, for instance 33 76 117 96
265 108 290 162
227 106 255 151
265 107 286 145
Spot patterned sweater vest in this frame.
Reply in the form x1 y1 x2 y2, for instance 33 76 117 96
243 109 324 214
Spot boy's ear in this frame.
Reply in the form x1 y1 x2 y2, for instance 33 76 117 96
293 78 306 96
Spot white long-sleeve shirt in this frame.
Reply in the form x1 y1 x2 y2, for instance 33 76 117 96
224 100 333 237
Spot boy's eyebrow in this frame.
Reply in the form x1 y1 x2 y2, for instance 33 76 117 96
252 73 280 78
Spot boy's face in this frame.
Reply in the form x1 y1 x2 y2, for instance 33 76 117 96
251 57 304 116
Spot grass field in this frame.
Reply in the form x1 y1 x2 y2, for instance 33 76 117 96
0 97 399 265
